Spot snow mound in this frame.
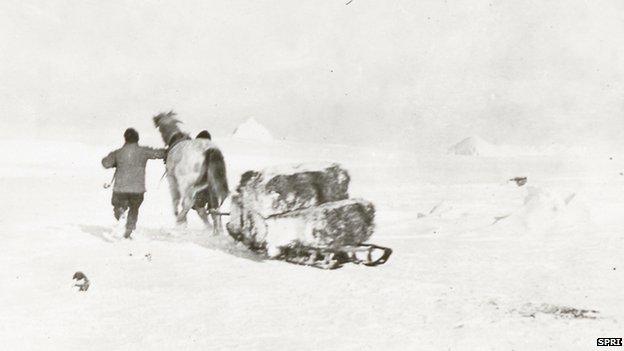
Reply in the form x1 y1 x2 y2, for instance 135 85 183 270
448 136 562 157
448 136 499 156
231 117 273 142
494 186 590 234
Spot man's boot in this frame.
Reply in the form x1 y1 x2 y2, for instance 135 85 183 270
123 228 133 239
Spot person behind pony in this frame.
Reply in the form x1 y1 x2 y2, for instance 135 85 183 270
195 130 211 140
101 128 166 238
192 130 218 225
192 130 214 211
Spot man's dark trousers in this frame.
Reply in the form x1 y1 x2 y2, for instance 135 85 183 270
111 192 144 232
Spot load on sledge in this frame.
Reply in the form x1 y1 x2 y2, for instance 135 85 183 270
226 163 392 269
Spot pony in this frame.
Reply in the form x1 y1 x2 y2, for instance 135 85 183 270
153 111 229 234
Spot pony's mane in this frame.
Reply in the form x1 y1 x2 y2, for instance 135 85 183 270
153 110 189 146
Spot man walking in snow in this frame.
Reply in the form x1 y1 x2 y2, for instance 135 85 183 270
101 128 166 239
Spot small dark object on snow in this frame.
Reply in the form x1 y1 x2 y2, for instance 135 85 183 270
509 176 527 187
518 303 599 320
72 271 90 291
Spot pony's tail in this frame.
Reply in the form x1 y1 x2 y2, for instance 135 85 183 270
201 148 229 207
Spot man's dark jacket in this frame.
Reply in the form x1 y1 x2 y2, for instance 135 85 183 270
102 143 165 193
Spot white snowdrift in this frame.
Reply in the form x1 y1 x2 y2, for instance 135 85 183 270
448 136 499 156
231 117 274 142
0 139 107 177
1 135 622 351
448 136 560 157
492 186 590 234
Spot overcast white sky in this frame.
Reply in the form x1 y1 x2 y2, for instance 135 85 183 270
1 0 623 150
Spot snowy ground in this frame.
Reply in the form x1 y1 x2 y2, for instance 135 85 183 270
1 138 623 350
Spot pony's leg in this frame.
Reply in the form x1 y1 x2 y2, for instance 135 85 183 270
211 211 223 236
196 207 212 228
207 194 222 235
176 205 191 224
166 174 181 216
175 189 195 224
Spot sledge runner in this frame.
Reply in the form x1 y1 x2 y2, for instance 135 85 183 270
101 128 166 239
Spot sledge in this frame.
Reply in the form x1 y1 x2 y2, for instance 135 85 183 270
225 163 394 270
278 243 393 270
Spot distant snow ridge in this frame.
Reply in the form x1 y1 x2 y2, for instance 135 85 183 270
448 136 499 156
232 117 273 142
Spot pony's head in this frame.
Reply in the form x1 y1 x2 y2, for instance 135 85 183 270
153 111 188 146
153 110 180 128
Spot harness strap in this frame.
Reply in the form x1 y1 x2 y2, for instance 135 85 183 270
160 132 191 183
167 132 191 150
